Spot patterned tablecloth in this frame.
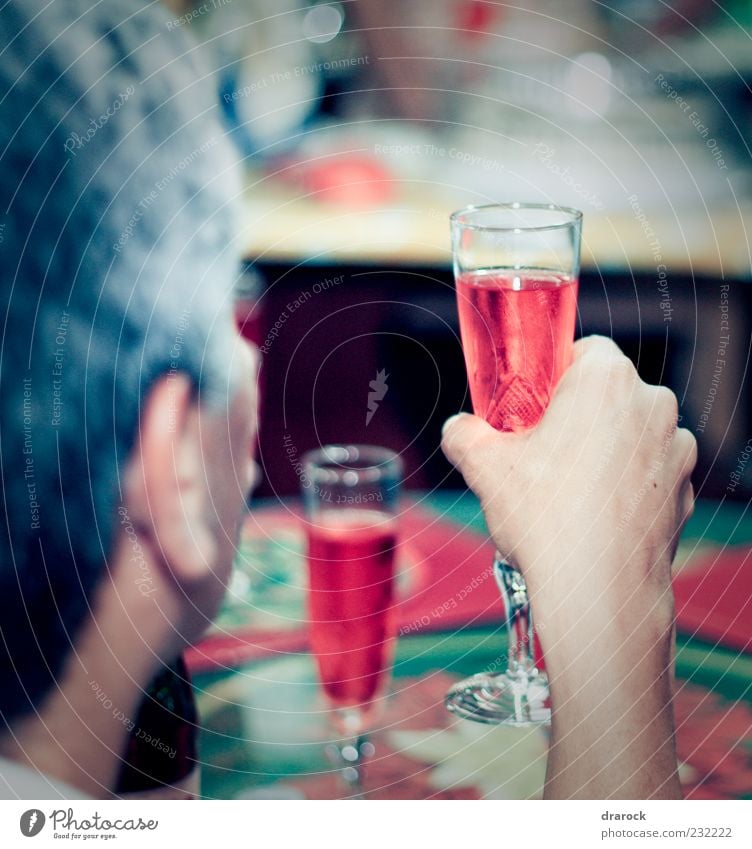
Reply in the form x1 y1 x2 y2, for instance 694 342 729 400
190 493 752 800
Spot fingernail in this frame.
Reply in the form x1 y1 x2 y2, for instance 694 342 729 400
442 413 464 436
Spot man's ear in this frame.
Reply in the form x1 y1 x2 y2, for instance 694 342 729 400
122 374 217 585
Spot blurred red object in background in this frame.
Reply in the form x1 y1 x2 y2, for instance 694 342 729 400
276 152 394 207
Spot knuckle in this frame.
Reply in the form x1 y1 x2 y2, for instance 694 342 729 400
460 432 496 473
462 439 505 495
440 426 461 463
581 335 622 359
675 427 698 468
685 487 696 520
651 385 679 427
610 355 637 381
440 419 493 473
584 350 635 390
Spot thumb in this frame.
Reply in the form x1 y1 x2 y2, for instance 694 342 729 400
441 412 512 500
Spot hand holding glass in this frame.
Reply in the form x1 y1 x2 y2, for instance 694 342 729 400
446 203 582 725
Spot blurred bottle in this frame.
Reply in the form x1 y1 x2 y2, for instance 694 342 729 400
234 267 266 349
235 268 265 499
115 656 199 799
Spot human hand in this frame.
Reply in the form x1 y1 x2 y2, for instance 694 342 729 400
441 335 696 798
441 335 696 640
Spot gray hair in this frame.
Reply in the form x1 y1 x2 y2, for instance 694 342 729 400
0 0 241 720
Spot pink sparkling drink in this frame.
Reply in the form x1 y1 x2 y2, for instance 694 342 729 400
456 270 578 431
306 509 397 719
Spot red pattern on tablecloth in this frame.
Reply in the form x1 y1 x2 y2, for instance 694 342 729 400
674 546 752 654
187 504 500 674
284 675 752 799
675 683 752 799
287 672 481 799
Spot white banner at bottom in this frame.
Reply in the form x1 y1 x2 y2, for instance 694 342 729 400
0 799 750 848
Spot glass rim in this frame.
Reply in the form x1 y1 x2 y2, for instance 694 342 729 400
450 202 583 233
302 444 403 485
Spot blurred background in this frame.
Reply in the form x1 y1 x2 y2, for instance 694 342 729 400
172 0 752 499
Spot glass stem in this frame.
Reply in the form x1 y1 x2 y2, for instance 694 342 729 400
494 553 536 678
327 733 372 797
341 734 367 794
327 708 376 796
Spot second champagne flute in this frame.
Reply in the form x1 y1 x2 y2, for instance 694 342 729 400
302 444 402 791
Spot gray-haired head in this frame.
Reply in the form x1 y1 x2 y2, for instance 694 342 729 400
0 0 240 721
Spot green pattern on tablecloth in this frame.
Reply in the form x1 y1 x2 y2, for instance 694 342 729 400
195 493 752 799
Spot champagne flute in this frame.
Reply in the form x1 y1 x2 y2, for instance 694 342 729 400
445 203 582 725
302 445 402 790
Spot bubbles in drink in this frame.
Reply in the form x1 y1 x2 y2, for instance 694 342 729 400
456 270 579 431
306 509 397 718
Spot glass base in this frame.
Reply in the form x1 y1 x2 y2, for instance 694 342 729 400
445 671 552 726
